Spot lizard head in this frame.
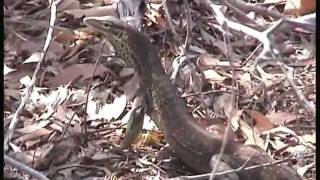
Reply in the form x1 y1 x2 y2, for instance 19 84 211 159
83 16 137 66
83 16 129 37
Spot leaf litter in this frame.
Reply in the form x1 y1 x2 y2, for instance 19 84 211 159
4 0 315 179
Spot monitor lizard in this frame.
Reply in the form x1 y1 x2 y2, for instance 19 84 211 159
83 16 302 180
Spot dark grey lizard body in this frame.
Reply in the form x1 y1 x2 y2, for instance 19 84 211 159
83 17 302 180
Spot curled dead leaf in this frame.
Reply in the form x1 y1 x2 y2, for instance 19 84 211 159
266 111 300 125
203 69 227 83
64 6 118 19
15 120 50 134
14 128 52 143
284 0 316 16
87 95 127 121
244 110 274 132
48 63 114 87
136 132 164 147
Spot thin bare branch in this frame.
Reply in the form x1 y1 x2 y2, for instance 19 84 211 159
5 155 50 180
4 0 57 151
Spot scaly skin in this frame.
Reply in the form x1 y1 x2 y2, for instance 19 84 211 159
83 17 302 180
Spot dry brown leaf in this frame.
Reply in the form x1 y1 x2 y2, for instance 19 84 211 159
64 6 118 18
34 141 80 170
15 120 50 134
267 136 289 152
189 45 207 54
106 129 123 145
102 95 127 120
239 119 266 148
8 143 22 153
54 30 79 44
69 89 86 104
92 151 122 161
200 29 228 56
7 152 35 165
57 0 80 11
53 104 78 124
277 43 295 55
264 0 286 3
103 0 113 5
74 28 97 41
25 139 41 149
285 144 309 155
23 53 41 63
203 69 227 83
4 64 15 75
262 126 301 153
239 72 252 94
142 116 157 131
6 35 63 61
4 89 21 101
262 126 297 136
14 128 52 143
197 54 241 69
197 54 220 67
135 132 164 147
49 123 63 132
213 93 233 117
186 68 203 93
266 111 300 125
229 110 243 131
87 95 127 121
37 107 55 121
257 66 285 88
289 57 315 67
245 110 274 132
53 100 69 121
48 63 112 87
300 133 316 145
145 8 166 28
61 41 87 63
174 62 203 93
5 37 42 55
47 41 65 59
284 0 316 16
228 110 266 148
121 103 136 125
19 75 32 87
297 162 315 177
4 63 39 90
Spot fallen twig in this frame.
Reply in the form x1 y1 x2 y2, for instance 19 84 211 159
4 155 50 180
4 0 57 151
82 39 107 144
